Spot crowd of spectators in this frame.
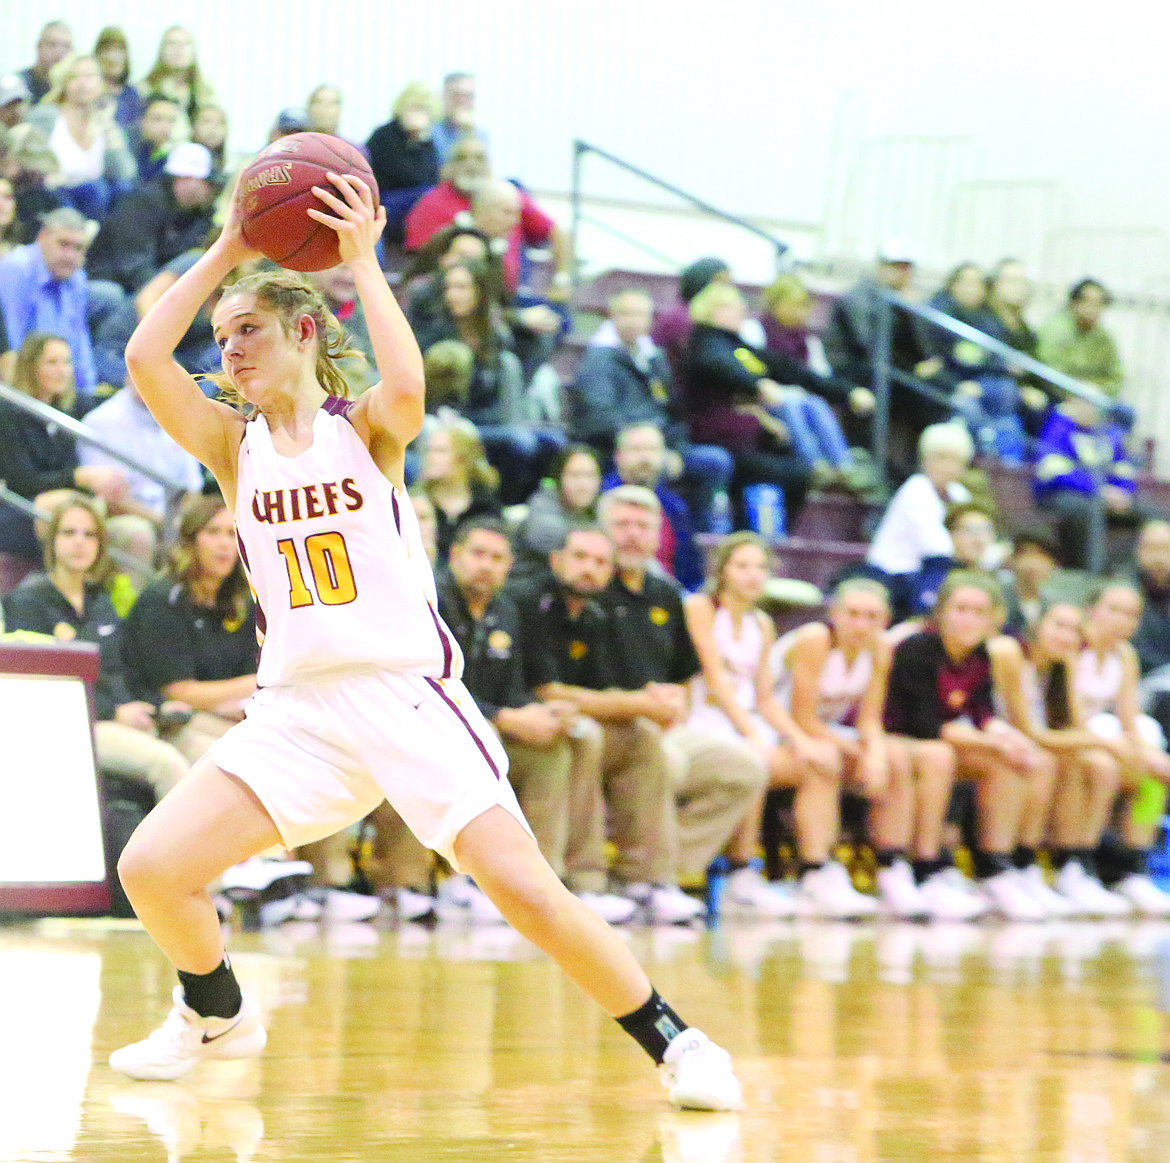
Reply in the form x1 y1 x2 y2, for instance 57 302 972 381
1 19 1168 928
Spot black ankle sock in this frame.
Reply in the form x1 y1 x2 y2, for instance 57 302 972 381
616 988 688 1064
1051 848 1078 871
972 850 1013 881
912 857 946 885
875 849 905 869
1099 846 1147 886
1012 846 1037 871
798 861 825 877
178 958 242 1020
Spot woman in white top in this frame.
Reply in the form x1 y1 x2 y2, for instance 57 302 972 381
686 535 877 918
27 54 135 221
1074 583 1170 914
106 169 740 1110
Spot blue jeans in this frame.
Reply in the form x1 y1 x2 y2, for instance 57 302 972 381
953 376 1027 464
680 444 733 532
775 394 850 466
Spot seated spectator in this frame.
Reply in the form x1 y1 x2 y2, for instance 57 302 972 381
1000 526 1060 638
20 21 73 105
822 239 955 475
683 282 813 521
926 263 1026 464
417 415 502 562
569 288 732 528
1127 521 1170 758
190 103 228 180
1033 393 1159 570
93 27 143 132
6 123 65 240
405 143 572 301
402 222 499 331
365 82 441 243
0 332 128 568
985 258 1050 434
120 494 255 754
408 487 439 565
127 96 180 184
651 256 730 380
0 175 19 259
431 71 488 164
0 73 32 130
865 421 973 619
1037 279 1124 403
77 379 204 522
602 423 704 592
136 25 215 142
105 513 158 615
305 263 377 395
2 493 189 796
0 206 120 395
511 444 602 592
87 142 216 293
26 54 136 221
421 337 473 412
909 500 999 616
305 83 368 160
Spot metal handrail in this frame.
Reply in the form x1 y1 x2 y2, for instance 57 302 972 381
570 139 789 289
0 382 191 493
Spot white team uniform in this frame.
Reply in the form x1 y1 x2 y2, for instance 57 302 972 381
208 398 526 865
1075 646 1166 750
770 626 874 740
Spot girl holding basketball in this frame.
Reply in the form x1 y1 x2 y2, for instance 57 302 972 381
109 168 741 1111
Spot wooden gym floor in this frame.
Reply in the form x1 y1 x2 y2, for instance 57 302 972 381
4 915 1170 1162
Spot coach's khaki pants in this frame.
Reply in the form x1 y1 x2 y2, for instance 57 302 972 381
663 726 769 881
93 721 189 799
565 717 675 893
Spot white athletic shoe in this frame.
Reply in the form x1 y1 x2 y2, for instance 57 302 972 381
436 874 506 923
978 870 1047 921
660 1029 744 1111
795 862 878 919
382 887 436 922
259 892 322 927
626 883 706 924
311 888 382 922
875 861 930 919
656 1111 742 1163
1053 862 1131 917
108 987 266 1081
1016 864 1077 917
575 891 638 924
722 868 800 918
918 867 990 921
1114 873 1170 916
219 856 312 901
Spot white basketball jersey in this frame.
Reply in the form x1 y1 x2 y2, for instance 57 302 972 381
1074 647 1124 719
234 398 463 687
771 626 873 725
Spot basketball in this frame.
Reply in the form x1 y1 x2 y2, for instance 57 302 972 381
236 132 379 272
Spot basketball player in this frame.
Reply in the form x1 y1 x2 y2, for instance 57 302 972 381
107 171 741 1110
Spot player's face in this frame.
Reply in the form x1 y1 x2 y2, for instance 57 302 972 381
1035 603 1082 659
450 530 512 598
602 502 660 572
559 453 600 512
1089 587 1142 644
937 587 994 652
213 294 304 404
35 339 73 402
720 543 768 604
830 590 888 648
443 267 478 317
54 507 100 575
552 532 614 596
194 508 239 581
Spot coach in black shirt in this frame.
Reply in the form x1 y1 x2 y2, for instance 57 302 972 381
597 485 768 888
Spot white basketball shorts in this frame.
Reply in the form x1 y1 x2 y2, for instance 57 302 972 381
208 667 530 869
1087 711 1167 751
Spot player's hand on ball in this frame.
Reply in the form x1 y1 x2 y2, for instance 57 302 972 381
308 172 386 265
219 175 265 266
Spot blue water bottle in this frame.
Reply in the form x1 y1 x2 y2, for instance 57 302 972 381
708 490 733 535
742 484 786 539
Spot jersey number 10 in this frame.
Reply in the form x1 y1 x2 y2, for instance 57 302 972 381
277 532 357 607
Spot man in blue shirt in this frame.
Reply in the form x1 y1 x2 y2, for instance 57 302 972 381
0 207 109 397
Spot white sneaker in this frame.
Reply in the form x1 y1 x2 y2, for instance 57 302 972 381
660 1029 743 1111
108 987 267 1081
1114 873 1170 916
876 861 929 919
626 883 706 925
918 867 989 921
436 874 506 923
978 869 1047 921
259 892 322 927
382 887 436 922
219 856 312 901
312 888 382 922
656 1111 741 1163
1016 864 1077 917
722 867 799 918
1054 862 1132 917
576 891 638 923
795 862 878 919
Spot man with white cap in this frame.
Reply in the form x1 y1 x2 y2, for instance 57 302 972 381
88 143 218 293
0 74 31 130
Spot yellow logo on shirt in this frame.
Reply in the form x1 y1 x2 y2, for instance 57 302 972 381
650 607 670 626
488 629 512 655
569 640 588 661
53 622 76 642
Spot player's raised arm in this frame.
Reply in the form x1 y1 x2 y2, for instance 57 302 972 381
308 174 425 450
124 203 256 482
